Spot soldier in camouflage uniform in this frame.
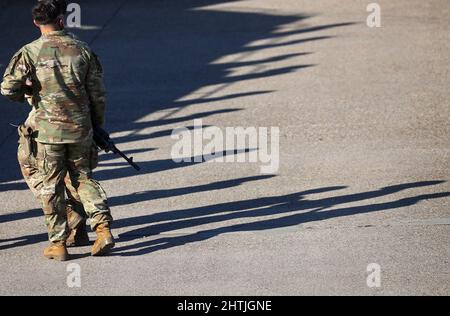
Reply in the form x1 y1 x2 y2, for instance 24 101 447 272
16 0 91 248
1 0 114 261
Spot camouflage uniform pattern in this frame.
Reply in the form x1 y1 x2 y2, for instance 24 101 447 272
39 140 111 242
17 124 99 223
2 30 112 243
1 30 106 143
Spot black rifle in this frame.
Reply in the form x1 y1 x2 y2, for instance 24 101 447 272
93 127 141 171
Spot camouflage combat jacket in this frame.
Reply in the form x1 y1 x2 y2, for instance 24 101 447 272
1 30 106 144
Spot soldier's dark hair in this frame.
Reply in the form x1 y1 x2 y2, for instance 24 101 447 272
32 0 67 25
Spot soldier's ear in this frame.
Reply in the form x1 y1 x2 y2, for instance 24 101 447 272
33 20 41 28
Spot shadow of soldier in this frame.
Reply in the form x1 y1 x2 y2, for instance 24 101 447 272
0 173 272 250
111 181 450 256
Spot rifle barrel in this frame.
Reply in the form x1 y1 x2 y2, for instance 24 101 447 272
113 146 141 171
93 127 141 171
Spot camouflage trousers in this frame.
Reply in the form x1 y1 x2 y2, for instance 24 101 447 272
18 128 88 221
18 128 112 242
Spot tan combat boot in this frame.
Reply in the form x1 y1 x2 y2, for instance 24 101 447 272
66 204 90 247
91 223 115 256
44 242 69 261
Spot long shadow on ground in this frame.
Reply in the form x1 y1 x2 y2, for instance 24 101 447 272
111 180 449 256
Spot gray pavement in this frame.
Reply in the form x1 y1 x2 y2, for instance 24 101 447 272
0 0 449 296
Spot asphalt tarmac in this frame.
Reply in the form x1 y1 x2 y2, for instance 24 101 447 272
0 0 449 295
